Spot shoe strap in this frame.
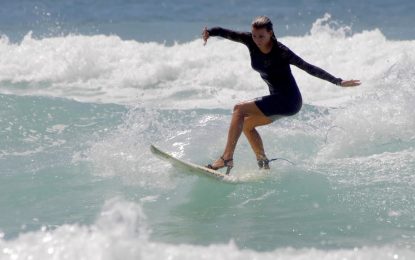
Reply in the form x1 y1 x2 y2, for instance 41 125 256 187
220 156 233 165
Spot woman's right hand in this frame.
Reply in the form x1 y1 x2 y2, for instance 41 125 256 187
202 27 209 46
340 79 361 87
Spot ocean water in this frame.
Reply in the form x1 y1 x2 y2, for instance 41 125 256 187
1 0 415 259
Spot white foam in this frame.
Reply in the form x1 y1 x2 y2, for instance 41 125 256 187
72 109 178 189
0 198 413 260
0 15 414 109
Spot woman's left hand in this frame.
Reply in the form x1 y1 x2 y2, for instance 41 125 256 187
340 80 361 87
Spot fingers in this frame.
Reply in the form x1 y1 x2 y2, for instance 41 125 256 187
341 79 361 87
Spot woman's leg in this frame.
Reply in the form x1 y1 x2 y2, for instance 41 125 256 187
242 115 273 160
209 101 271 169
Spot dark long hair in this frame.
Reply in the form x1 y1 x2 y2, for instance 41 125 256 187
251 16 277 41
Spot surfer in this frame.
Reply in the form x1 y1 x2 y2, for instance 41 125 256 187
203 16 360 174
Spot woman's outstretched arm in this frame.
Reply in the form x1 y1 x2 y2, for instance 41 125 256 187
202 27 251 46
281 43 361 87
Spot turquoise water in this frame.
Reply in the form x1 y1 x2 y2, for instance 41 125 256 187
1 0 415 259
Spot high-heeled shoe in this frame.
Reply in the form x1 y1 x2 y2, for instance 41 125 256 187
206 156 234 175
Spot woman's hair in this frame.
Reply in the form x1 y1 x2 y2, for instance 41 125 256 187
251 16 277 40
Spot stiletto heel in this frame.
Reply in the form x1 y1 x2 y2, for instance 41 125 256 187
225 164 233 175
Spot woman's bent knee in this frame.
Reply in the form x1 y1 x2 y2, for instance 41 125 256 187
233 103 246 117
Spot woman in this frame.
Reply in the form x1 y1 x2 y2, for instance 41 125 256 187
202 16 360 174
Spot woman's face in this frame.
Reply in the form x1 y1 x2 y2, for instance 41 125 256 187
251 27 273 48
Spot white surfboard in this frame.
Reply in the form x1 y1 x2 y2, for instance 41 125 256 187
150 144 246 183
